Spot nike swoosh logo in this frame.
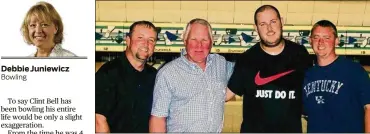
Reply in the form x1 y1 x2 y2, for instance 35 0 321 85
254 70 295 86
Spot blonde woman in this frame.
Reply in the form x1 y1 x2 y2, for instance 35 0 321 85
21 1 76 57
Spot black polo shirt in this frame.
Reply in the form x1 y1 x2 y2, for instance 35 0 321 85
95 52 157 133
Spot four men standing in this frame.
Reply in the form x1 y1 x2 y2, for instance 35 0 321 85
95 5 370 133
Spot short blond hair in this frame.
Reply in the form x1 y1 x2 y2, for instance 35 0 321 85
21 1 64 45
183 18 213 44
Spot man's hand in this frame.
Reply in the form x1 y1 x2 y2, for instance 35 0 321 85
365 104 370 133
225 87 236 102
96 114 110 133
149 115 166 132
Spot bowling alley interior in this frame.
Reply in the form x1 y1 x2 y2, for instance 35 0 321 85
95 1 370 132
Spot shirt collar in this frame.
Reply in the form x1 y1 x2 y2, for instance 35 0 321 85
49 44 63 56
32 44 64 57
180 50 214 70
121 51 148 73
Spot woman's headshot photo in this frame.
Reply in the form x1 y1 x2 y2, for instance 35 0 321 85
21 1 76 57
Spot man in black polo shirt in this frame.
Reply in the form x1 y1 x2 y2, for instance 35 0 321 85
95 21 158 133
226 5 312 132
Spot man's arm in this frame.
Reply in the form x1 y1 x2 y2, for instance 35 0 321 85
365 104 370 133
95 64 116 133
225 61 236 102
150 68 173 132
225 87 236 102
149 116 166 132
95 114 110 133
354 65 370 133
226 55 246 98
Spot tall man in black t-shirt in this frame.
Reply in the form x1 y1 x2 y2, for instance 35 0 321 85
226 5 312 132
95 21 158 133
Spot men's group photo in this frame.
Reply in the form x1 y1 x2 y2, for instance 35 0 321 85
95 1 370 133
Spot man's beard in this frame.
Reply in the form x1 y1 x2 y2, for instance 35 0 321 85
258 26 284 48
260 35 283 48
135 53 147 63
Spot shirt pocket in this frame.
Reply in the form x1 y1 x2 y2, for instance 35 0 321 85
172 79 204 101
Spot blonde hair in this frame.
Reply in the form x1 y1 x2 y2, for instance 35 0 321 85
183 18 213 44
21 1 63 45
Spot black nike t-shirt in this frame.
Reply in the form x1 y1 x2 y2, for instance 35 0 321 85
228 39 312 133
